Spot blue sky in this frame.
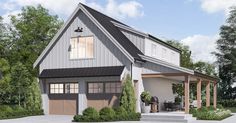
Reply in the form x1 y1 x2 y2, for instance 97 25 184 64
0 0 235 62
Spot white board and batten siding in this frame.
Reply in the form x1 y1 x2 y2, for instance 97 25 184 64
121 29 145 53
144 38 180 66
39 11 131 73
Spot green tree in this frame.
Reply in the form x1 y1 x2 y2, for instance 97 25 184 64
10 62 31 107
0 5 63 108
193 61 216 76
166 40 193 69
120 75 136 112
215 6 236 99
8 5 63 75
0 58 11 104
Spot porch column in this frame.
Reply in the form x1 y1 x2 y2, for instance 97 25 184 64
184 75 190 114
213 81 217 109
197 79 202 109
206 81 210 107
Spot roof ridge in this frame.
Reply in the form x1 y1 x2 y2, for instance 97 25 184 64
80 3 144 60
79 3 129 27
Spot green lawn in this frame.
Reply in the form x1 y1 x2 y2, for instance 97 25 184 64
225 107 236 113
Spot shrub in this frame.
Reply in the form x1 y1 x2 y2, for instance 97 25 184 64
127 112 141 121
99 107 115 121
189 108 197 117
73 106 141 122
0 105 13 112
0 106 43 120
114 106 127 120
190 106 231 120
218 100 236 107
217 104 224 109
120 75 136 112
198 106 208 112
82 107 99 121
208 105 215 111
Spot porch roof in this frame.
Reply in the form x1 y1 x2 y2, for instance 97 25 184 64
39 66 125 78
142 71 219 82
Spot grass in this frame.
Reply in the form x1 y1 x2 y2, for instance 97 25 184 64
225 107 236 113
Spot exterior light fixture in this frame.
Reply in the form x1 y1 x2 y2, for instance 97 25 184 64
74 27 83 32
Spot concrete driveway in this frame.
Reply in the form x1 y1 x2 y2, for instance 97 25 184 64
0 114 235 123
0 115 73 123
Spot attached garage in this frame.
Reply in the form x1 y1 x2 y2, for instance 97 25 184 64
39 66 125 115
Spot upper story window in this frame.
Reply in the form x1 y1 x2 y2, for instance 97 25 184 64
162 48 167 60
151 44 157 57
70 36 94 59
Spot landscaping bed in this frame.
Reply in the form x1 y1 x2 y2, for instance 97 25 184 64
190 106 231 120
0 105 44 120
73 107 141 122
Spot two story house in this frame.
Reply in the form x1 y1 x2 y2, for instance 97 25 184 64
34 3 218 115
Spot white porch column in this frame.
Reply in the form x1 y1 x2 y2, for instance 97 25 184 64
184 75 190 114
78 80 87 114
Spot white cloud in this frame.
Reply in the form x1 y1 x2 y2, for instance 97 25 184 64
181 34 219 63
0 0 144 22
2 10 21 23
200 0 236 15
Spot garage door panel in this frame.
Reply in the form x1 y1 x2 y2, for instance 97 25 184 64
64 100 77 115
49 100 64 115
49 95 77 115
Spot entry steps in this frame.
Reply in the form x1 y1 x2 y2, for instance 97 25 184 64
141 113 196 123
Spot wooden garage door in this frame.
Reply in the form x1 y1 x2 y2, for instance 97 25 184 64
49 99 77 115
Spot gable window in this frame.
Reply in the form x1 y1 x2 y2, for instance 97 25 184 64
70 36 94 59
162 48 167 59
151 44 157 57
50 83 64 94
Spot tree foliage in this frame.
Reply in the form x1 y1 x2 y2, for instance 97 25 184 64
0 5 63 109
166 40 193 69
215 6 236 99
193 61 217 76
120 75 136 112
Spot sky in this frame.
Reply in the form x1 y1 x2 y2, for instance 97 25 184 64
0 0 235 63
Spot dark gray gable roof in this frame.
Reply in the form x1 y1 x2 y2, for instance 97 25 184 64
81 3 144 61
39 66 125 78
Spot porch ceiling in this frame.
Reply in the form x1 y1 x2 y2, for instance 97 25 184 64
142 72 219 82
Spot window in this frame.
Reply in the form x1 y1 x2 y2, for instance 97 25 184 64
151 44 157 57
105 82 121 93
70 36 94 59
162 48 167 59
65 83 79 94
50 84 64 94
88 83 103 93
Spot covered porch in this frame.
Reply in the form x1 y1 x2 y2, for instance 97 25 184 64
142 71 219 114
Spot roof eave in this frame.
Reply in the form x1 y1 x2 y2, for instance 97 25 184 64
140 55 194 74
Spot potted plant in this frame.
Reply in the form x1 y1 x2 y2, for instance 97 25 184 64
140 91 151 113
